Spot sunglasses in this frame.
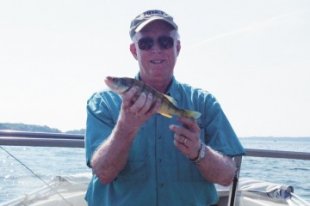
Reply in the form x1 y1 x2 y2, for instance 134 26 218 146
137 36 175 50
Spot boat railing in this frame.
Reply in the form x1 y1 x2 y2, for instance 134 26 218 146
1 131 310 159
1 130 310 206
0 130 84 148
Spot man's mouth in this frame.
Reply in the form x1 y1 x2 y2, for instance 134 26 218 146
150 60 165 64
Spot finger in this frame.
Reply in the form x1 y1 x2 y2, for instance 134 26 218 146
183 138 190 146
122 86 140 108
173 138 189 154
129 92 147 113
174 135 201 160
179 119 201 142
138 93 154 114
174 134 184 143
179 117 200 133
145 95 161 116
174 134 192 148
169 124 193 140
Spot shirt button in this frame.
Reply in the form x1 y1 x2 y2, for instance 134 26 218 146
160 183 164 188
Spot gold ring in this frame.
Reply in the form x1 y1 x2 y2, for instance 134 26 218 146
183 137 188 145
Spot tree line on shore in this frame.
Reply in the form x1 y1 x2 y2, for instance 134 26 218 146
0 122 85 134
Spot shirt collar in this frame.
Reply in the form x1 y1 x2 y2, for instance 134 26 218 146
166 76 180 98
134 73 181 102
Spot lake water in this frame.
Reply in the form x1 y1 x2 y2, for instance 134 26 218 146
0 137 310 204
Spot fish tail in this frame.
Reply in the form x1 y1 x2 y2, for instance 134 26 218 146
183 110 201 119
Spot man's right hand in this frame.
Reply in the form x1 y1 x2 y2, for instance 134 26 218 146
118 86 161 130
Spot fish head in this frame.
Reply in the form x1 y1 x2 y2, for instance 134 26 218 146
104 76 131 93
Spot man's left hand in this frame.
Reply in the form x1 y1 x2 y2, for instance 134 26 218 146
169 117 201 160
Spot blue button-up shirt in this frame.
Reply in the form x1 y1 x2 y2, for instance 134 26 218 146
85 76 244 206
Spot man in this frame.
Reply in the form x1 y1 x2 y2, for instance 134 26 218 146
85 9 244 206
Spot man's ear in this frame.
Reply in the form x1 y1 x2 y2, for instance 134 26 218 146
130 43 138 60
176 40 181 56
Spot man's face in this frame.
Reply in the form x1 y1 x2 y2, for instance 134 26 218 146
130 21 181 83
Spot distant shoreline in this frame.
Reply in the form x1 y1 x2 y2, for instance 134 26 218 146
0 122 85 134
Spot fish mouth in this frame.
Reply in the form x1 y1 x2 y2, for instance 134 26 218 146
104 76 114 87
104 76 114 84
105 76 113 81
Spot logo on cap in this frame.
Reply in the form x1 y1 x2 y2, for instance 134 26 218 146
129 9 178 39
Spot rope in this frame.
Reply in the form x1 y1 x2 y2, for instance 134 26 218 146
0 146 73 206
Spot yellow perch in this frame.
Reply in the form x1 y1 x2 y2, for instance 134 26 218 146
104 76 201 119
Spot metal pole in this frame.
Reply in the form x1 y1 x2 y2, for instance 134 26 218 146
228 156 242 206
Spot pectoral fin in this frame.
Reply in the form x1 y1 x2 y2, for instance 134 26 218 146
163 94 177 105
158 111 173 118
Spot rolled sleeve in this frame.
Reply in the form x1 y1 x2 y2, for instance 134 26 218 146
85 92 120 167
201 94 245 157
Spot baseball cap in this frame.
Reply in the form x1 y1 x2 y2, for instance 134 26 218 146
129 9 178 39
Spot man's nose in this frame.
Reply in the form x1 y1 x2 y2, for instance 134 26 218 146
150 41 162 52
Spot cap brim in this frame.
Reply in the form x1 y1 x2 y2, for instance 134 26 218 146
135 16 177 33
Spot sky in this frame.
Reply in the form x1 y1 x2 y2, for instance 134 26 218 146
1 0 309 137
